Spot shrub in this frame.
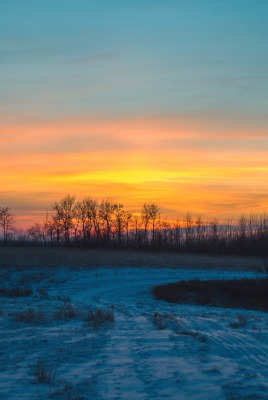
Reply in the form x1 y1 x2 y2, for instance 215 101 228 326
49 381 85 399
85 308 115 329
207 366 220 373
0 287 32 297
14 308 46 324
34 358 55 384
179 330 207 343
54 295 71 303
152 312 167 330
152 312 179 330
37 287 49 298
54 303 80 320
152 278 268 312
229 314 248 328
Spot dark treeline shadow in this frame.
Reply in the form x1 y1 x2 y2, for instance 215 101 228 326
1 196 268 272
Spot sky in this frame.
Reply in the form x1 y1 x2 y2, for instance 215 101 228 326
1 0 268 226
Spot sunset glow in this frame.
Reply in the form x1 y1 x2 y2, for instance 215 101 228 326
1 1 268 227
1 116 268 227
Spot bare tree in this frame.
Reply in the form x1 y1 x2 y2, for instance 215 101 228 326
51 195 76 246
172 219 182 250
132 215 142 246
113 203 132 248
113 203 124 247
209 218 219 253
158 218 171 250
99 199 116 242
184 213 193 249
195 216 204 250
27 223 44 244
124 210 132 247
0 207 16 245
76 197 99 244
141 203 160 243
43 212 56 246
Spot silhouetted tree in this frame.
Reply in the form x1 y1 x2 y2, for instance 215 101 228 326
27 223 44 244
76 197 97 244
209 218 219 253
113 203 133 248
195 216 204 251
2 193 268 259
124 210 133 247
99 199 116 242
51 194 76 246
141 203 160 244
0 207 15 245
184 213 193 249
113 203 124 248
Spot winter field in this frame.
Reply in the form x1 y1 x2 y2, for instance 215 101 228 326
0 248 267 399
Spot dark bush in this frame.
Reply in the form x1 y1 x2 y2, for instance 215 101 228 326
85 308 115 329
14 308 46 323
152 278 268 312
34 358 55 384
0 287 32 297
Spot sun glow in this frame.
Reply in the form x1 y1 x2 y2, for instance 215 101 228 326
1 116 268 227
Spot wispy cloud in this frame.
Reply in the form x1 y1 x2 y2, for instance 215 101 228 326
1 115 268 226
1 1 268 226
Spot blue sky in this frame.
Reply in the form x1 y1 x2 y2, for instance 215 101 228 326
1 0 268 122
1 1 268 225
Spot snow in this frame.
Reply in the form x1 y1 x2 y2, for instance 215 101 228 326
0 265 267 399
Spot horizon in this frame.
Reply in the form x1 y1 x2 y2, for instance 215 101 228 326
2 194 268 231
1 1 268 226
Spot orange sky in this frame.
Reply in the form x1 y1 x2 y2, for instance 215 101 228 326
1 115 268 227
1 2 268 228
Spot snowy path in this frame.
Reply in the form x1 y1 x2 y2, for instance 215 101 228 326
0 266 267 399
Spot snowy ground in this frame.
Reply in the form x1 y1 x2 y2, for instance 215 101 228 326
0 265 267 399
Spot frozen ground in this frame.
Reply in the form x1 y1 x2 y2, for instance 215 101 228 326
0 265 267 399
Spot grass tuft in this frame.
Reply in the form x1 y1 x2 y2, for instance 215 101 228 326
179 330 207 343
85 308 115 329
152 312 179 330
229 314 248 328
34 358 55 384
37 287 49 298
14 308 46 324
54 302 80 320
49 381 86 399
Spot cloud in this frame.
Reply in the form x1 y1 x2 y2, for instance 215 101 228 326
1 114 268 226
0 115 192 158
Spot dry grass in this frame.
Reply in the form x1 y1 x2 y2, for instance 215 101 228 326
54 302 81 320
152 312 179 330
85 308 115 329
0 246 263 271
14 308 47 324
34 358 55 384
229 314 248 328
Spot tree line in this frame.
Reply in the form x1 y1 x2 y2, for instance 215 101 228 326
1 195 268 260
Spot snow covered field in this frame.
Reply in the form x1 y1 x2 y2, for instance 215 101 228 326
0 265 267 399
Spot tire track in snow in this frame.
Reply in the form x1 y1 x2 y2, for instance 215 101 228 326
1 266 268 399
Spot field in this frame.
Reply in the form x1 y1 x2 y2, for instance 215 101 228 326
0 246 263 271
0 247 267 399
